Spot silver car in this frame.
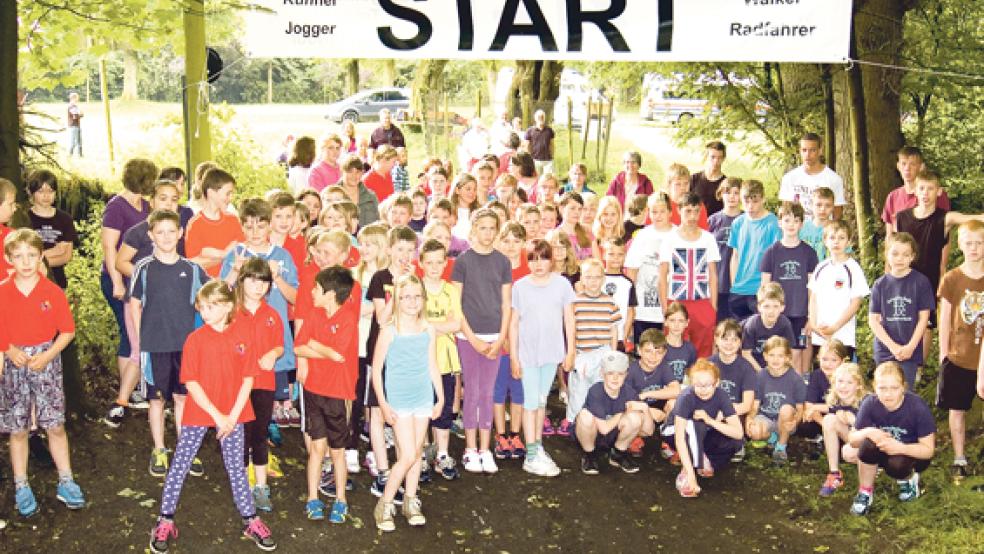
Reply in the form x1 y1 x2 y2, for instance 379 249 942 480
325 87 411 123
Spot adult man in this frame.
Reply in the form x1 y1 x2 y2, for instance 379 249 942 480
523 109 555 176
368 109 405 159
779 133 846 221
690 141 727 216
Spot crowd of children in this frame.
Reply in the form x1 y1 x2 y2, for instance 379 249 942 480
1 132 982 549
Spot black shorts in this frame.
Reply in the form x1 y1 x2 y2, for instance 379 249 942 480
787 316 807 349
366 364 385 408
303 390 350 447
145 352 186 401
431 373 457 430
936 358 978 411
596 429 619 450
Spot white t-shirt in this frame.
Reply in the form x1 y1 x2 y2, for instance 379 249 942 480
778 166 846 220
287 166 312 195
603 273 635 340
452 207 472 240
658 228 721 302
625 225 676 323
807 257 870 347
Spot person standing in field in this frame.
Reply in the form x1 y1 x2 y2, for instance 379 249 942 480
67 92 83 157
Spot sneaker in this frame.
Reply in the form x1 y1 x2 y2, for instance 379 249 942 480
494 435 513 459
374 498 396 532
55 479 86 509
306 498 326 520
772 447 788 467
383 425 396 448
435 455 460 480
581 452 600 475
609 448 640 473
766 431 779 449
266 454 283 478
129 391 150 409
189 457 205 477
542 417 556 436
267 422 282 448
850 490 873 516
523 454 561 477
15 485 39 517
28 433 54 469
559 389 568 405
242 517 276 551
423 442 438 466
319 468 355 498
627 436 645 457
149 517 178 554
328 500 348 524
731 445 746 463
253 485 272 513
345 450 360 474
102 403 127 428
451 415 465 439
697 454 714 478
272 405 289 428
462 449 482 473
287 407 302 428
363 452 379 477
402 495 426 526
659 441 675 460
479 450 499 474
951 462 969 480
898 473 921 502
369 473 404 505
509 435 526 458
675 471 699 498
555 419 572 437
149 448 169 478
819 472 844 497
419 460 433 485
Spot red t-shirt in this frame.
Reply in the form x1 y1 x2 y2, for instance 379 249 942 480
185 212 245 277
282 234 307 273
295 303 360 399
0 275 74 345
0 225 12 280
669 202 709 231
346 245 361 268
180 319 258 427
364 171 394 202
511 256 530 281
238 303 284 391
414 258 455 282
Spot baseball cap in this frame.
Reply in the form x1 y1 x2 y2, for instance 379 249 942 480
601 351 629 374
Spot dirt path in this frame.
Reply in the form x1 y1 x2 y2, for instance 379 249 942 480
0 409 852 553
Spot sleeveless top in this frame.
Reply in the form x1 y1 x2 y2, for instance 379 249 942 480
383 326 433 411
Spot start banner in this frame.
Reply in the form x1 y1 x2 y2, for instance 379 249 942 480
243 0 853 63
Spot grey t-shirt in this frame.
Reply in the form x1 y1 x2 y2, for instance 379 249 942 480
129 256 205 352
452 248 513 335
512 274 575 368
755 367 807 420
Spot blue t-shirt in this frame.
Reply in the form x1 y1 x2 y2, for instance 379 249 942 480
585 381 638 420
758 241 818 317
708 211 739 295
727 212 782 295
671 387 737 421
855 392 935 445
708 353 756 405
742 314 796 367
755 367 807 420
220 244 299 372
805 368 832 404
626 360 678 406
869 270 935 364
799 220 827 261
661 340 697 383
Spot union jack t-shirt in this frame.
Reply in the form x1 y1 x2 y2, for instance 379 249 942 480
658 229 721 302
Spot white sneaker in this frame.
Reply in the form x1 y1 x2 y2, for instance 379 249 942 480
523 455 561 477
346 449 360 474
383 426 395 448
364 451 379 477
462 449 482 473
479 450 498 474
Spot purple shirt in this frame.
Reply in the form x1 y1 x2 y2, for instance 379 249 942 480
742 314 796 367
869 270 935 364
708 353 756 405
755 367 807 420
585 381 638 420
627 360 678 406
708 211 739 294
102 194 150 274
855 392 935 444
671 387 736 421
759 241 818 317
661 341 697 382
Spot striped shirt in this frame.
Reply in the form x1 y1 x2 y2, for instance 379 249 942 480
573 293 622 352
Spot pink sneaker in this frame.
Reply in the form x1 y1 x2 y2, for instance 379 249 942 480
542 417 556 436
555 419 572 437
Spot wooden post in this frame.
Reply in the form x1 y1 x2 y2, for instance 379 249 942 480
594 100 602 174
267 61 274 104
567 97 574 168
580 99 593 161
98 57 115 164
601 100 614 178
183 0 212 171
443 90 450 159
476 88 482 118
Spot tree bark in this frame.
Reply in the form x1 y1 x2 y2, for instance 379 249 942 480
508 60 563 128
345 59 360 96
120 48 139 101
847 28 874 265
183 0 211 172
382 59 397 86
0 0 20 193
484 60 499 113
411 60 447 155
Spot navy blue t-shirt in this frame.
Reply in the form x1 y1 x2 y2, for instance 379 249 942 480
708 211 739 295
869 270 935 364
805 368 832 404
129 256 204 352
742 314 796 366
585 381 638 420
855 392 935 444
671 387 737 421
708 353 757 405
627 360 678 406
759 241 818 317
661 340 697 383
755 367 807 420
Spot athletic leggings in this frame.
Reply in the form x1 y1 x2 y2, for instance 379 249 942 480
679 419 742 471
457 338 500 430
244 390 275 467
160 424 254 519
858 438 931 479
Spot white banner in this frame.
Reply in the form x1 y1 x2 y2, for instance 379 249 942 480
243 0 852 63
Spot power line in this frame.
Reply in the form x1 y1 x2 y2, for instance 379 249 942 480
847 58 984 82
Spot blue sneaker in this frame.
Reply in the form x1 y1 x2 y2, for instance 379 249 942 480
850 490 873 516
306 498 326 521
898 473 921 502
15 485 39 517
56 480 86 510
766 431 779 448
328 500 348 524
318 468 355 498
267 422 282 447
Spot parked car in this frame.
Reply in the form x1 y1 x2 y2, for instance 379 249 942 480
325 87 412 123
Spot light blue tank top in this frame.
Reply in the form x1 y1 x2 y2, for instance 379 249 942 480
384 327 432 411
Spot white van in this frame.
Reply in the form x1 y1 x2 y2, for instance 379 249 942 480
639 73 714 124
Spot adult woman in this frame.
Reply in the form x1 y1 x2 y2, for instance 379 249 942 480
101 158 156 427
287 136 316 194
338 154 380 228
606 151 654 209
307 133 343 192
25 170 77 289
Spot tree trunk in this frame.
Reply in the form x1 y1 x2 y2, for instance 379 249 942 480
508 60 564 128
98 58 115 163
821 64 836 171
183 1 211 171
382 59 397 86
120 48 139 101
267 61 274 104
847 32 874 265
0 0 20 193
345 59 360 96
411 60 447 155
484 60 499 112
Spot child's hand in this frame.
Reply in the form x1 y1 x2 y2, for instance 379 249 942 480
895 344 914 362
838 410 855 427
6 347 29 368
297 364 308 384
330 350 345 363
510 360 522 380
232 251 247 272
562 352 575 372
111 280 126 300
686 472 701 495
267 260 282 277
486 339 504 360
877 436 905 456
380 403 397 426
215 414 235 440
27 351 52 371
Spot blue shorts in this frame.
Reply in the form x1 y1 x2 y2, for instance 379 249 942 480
431 373 457 429
144 351 187 402
493 354 524 405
